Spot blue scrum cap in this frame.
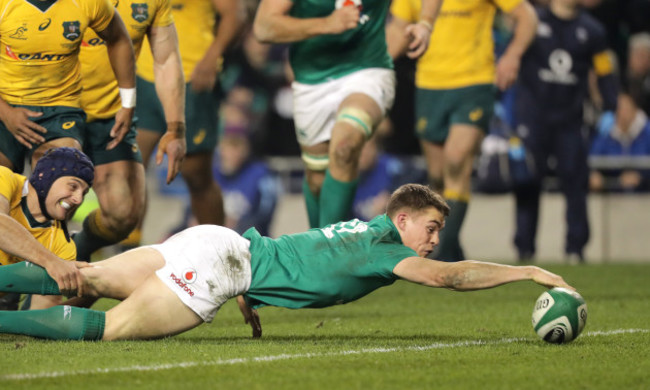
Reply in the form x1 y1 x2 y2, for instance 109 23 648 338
29 147 94 220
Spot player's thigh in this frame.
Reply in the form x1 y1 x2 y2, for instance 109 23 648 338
331 93 384 148
136 129 162 166
103 274 203 341
180 151 215 189
82 247 165 300
93 160 146 221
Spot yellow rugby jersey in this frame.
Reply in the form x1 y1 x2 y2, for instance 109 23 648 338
0 0 114 107
137 0 215 82
391 0 522 89
0 167 75 266
80 0 173 121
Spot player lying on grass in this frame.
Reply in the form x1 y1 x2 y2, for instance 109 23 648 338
0 147 93 310
0 184 573 341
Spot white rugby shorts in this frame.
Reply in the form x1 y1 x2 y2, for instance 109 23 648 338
292 68 396 147
151 225 252 322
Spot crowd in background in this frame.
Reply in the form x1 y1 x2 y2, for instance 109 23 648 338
155 0 650 239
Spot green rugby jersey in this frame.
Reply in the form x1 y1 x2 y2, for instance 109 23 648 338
243 215 416 309
289 0 393 84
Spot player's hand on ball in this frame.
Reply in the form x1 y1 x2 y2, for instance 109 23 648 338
531 266 575 291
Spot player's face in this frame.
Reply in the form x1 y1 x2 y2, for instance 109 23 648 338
399 207 445 257
45 176 89 220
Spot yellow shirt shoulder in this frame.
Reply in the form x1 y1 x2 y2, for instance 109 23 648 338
391 0 522 89
0 0 114 106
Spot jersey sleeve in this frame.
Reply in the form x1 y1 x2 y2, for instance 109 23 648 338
52 226 77 261
369 242 418 279
151 0 174 28
0 167 19 204
390 0 418 23
87 0 116 33
494 0 524 14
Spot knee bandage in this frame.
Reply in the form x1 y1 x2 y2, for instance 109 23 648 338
301 152 330 171
337 107 373 139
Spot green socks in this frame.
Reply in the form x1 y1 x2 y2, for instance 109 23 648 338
0 262 60 295
302 179 320 229
0 306 105 340
318 170 358 228
437 199 468 262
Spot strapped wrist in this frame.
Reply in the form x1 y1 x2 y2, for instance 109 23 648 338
119 87 136 109
166 121 186 138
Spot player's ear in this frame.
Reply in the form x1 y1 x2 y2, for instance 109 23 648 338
395 212 409 231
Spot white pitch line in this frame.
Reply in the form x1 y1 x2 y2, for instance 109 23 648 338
2 328 647 381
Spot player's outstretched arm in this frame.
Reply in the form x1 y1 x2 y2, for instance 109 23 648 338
393 257 574 291
253 0 359 43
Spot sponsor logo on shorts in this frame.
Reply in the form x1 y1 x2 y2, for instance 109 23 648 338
469 108 483 122
170 272 195 296
416 117 428 134
62 121 76 130
182 268 197 284
193 129 206 145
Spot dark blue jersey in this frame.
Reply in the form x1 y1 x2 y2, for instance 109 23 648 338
515 6 617 125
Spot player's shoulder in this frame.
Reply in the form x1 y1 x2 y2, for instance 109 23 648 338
0 166 21 188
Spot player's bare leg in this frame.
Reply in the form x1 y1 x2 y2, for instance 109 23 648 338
301 141 329 228
180 151 224 225
419 140 444 192
0 151 14 170
436 124 484 261
30 137 82 167
74 160 146 261
317 93 384 227
102 274 203 340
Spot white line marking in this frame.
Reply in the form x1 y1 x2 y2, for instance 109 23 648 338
3 328 647 381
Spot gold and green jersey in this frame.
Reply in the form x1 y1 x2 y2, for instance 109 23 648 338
391 0 522 89
137 0 215 83
0 167 76 266
0 0 114 107
80 0 173 121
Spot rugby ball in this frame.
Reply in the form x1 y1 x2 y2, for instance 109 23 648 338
532 287 587 344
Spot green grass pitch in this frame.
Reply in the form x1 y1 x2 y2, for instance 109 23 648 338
1 263 649 389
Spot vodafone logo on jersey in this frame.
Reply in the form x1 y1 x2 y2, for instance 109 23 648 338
182 268 197 284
